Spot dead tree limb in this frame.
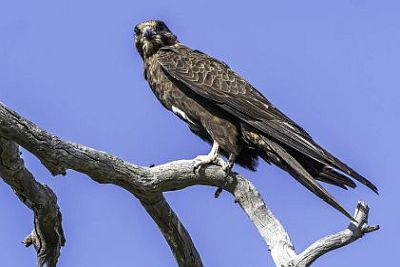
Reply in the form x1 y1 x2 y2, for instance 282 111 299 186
0 102 378 266
0 137 65 267
291 201 379 267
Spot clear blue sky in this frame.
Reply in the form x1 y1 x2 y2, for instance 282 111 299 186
0 1 399 266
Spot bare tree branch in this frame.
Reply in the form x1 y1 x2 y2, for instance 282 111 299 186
0 137 65 267
0 102 378 266
291 201 379 267
140 194 203 267
0 102 203 267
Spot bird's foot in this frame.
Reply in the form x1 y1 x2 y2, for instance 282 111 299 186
214 187 223 198
193 155 225 173
213 160 235 198
221 161 234 175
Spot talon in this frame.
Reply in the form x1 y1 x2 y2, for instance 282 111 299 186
193 155 225 173
222 162 233 175
193 158 206 173
214 187 223 198
193 140 224 173
222 154 236 175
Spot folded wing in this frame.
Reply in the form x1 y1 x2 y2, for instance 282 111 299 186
156 45 378 198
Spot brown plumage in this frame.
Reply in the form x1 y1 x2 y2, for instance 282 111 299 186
134 20 377 220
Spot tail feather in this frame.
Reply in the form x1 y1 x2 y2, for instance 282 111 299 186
314 176 348 190
287 148 357 190
319 167 357 189
260 137 355 221
241 125 375 221
319 149 378 194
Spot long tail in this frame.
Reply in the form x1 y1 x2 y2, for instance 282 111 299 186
286 147 358 190
242 126 357 220
261 137 355 220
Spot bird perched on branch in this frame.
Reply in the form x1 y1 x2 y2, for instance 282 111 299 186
134 20 377 220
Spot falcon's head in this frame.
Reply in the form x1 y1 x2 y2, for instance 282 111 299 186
134 20 178 59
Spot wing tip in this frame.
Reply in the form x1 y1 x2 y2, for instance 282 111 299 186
325 160 378 195
371 186 379 195
348 170 379 195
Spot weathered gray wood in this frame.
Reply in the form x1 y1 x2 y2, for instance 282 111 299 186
0 103 203 267
291 202 379 267
0 102 378 266
140 194 203 267
0 137 65 267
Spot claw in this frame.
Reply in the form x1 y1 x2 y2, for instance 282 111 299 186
214 187 223 198
193 141 225 173
221 161 234 175
221 153 236 175
193 155 225 173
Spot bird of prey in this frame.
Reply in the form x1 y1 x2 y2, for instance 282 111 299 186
134 20 377 220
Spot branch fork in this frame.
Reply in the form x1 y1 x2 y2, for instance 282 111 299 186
0 102 378 266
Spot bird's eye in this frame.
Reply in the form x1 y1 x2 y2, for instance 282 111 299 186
155 24 164 32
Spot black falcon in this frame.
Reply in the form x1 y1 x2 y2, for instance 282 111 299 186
134 20 377 220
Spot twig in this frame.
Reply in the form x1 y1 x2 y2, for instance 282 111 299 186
292 201 379 267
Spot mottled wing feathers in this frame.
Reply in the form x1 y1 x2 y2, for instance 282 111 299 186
157 46 283 120
156 45 377 194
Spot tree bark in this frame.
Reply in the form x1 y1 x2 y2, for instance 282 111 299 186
0 102 379 266
0 137 65 267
